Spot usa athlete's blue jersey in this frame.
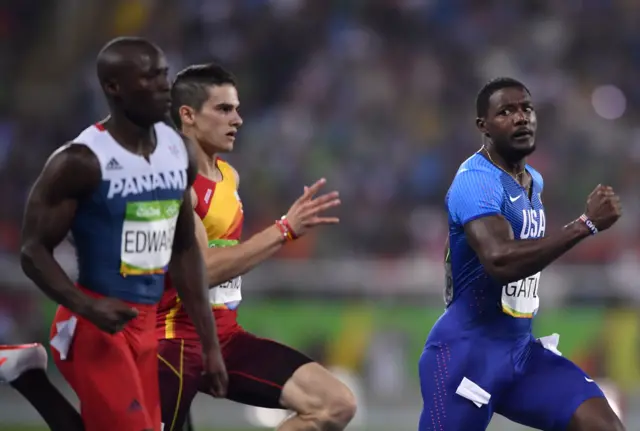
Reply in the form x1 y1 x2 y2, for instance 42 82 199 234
419 154 605 431
432 153 545 340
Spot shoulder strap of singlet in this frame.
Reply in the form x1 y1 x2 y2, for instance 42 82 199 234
216 158 238 189
69 123 118 175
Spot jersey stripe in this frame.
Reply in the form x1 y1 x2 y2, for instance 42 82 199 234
164 297 182 339
193 177 216 220
222 207 243 239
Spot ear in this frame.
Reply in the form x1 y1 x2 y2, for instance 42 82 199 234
178 105 196 127
103 79 119 98
476 117 490 138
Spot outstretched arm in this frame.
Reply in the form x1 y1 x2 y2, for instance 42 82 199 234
200 223 284 286
20 144 100 316
197 178 339 286
193 165 283 285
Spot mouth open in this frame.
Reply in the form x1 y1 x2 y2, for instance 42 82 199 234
226 131 236 139
512 129 533 140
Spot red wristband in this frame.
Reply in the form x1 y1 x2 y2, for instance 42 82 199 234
280 216 299 240
275 219 294 242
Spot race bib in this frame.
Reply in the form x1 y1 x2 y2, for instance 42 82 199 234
501 272 540 318
120 200 180 276
209 276 242 310
207 239 242 310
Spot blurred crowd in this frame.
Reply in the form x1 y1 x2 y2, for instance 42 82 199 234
2 0 640 262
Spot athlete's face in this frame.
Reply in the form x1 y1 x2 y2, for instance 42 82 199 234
113 47 171 125
477 86 537 160
182 84 242 153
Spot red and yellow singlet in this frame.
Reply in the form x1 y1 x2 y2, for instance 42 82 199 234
156 158 244 342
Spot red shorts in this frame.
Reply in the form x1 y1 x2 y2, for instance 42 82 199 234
157 331 313 431
50 289 160 431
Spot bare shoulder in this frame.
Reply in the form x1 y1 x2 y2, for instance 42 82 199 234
21 142 101 248
464 214 514 259
36 143 101 201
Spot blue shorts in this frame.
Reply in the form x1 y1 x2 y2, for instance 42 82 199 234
418 335 605 431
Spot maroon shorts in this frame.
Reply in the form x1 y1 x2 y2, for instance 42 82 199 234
51 294 160 431
157 331 313 431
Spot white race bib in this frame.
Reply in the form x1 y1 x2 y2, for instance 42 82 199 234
209 276 242 310
120 200 180 275
501 272 540 318
207 239 242 310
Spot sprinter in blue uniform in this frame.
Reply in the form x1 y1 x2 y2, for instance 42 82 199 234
419 78 624 431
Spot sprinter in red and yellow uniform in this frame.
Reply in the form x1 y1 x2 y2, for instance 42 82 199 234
156 63 357 431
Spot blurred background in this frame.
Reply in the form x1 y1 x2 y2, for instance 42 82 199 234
1 0 640 429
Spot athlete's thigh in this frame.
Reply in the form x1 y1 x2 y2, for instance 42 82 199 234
202 331 312 408
134 334 161 429
495 341 605 431
51 307 154 431
418 340 506 431
157 339 202 431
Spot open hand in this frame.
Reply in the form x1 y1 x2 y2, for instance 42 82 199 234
284 178 341 236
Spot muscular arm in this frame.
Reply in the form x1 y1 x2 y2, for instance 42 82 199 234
169 138 219 351
195 169 285 286
20 144 101 315
465 215 590 283
202 226 284 286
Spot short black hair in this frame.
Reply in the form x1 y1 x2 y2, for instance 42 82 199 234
170 63 237 128
96 36 159 83
476 77 530 118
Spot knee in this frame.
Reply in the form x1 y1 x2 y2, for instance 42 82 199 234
320 384 357 427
